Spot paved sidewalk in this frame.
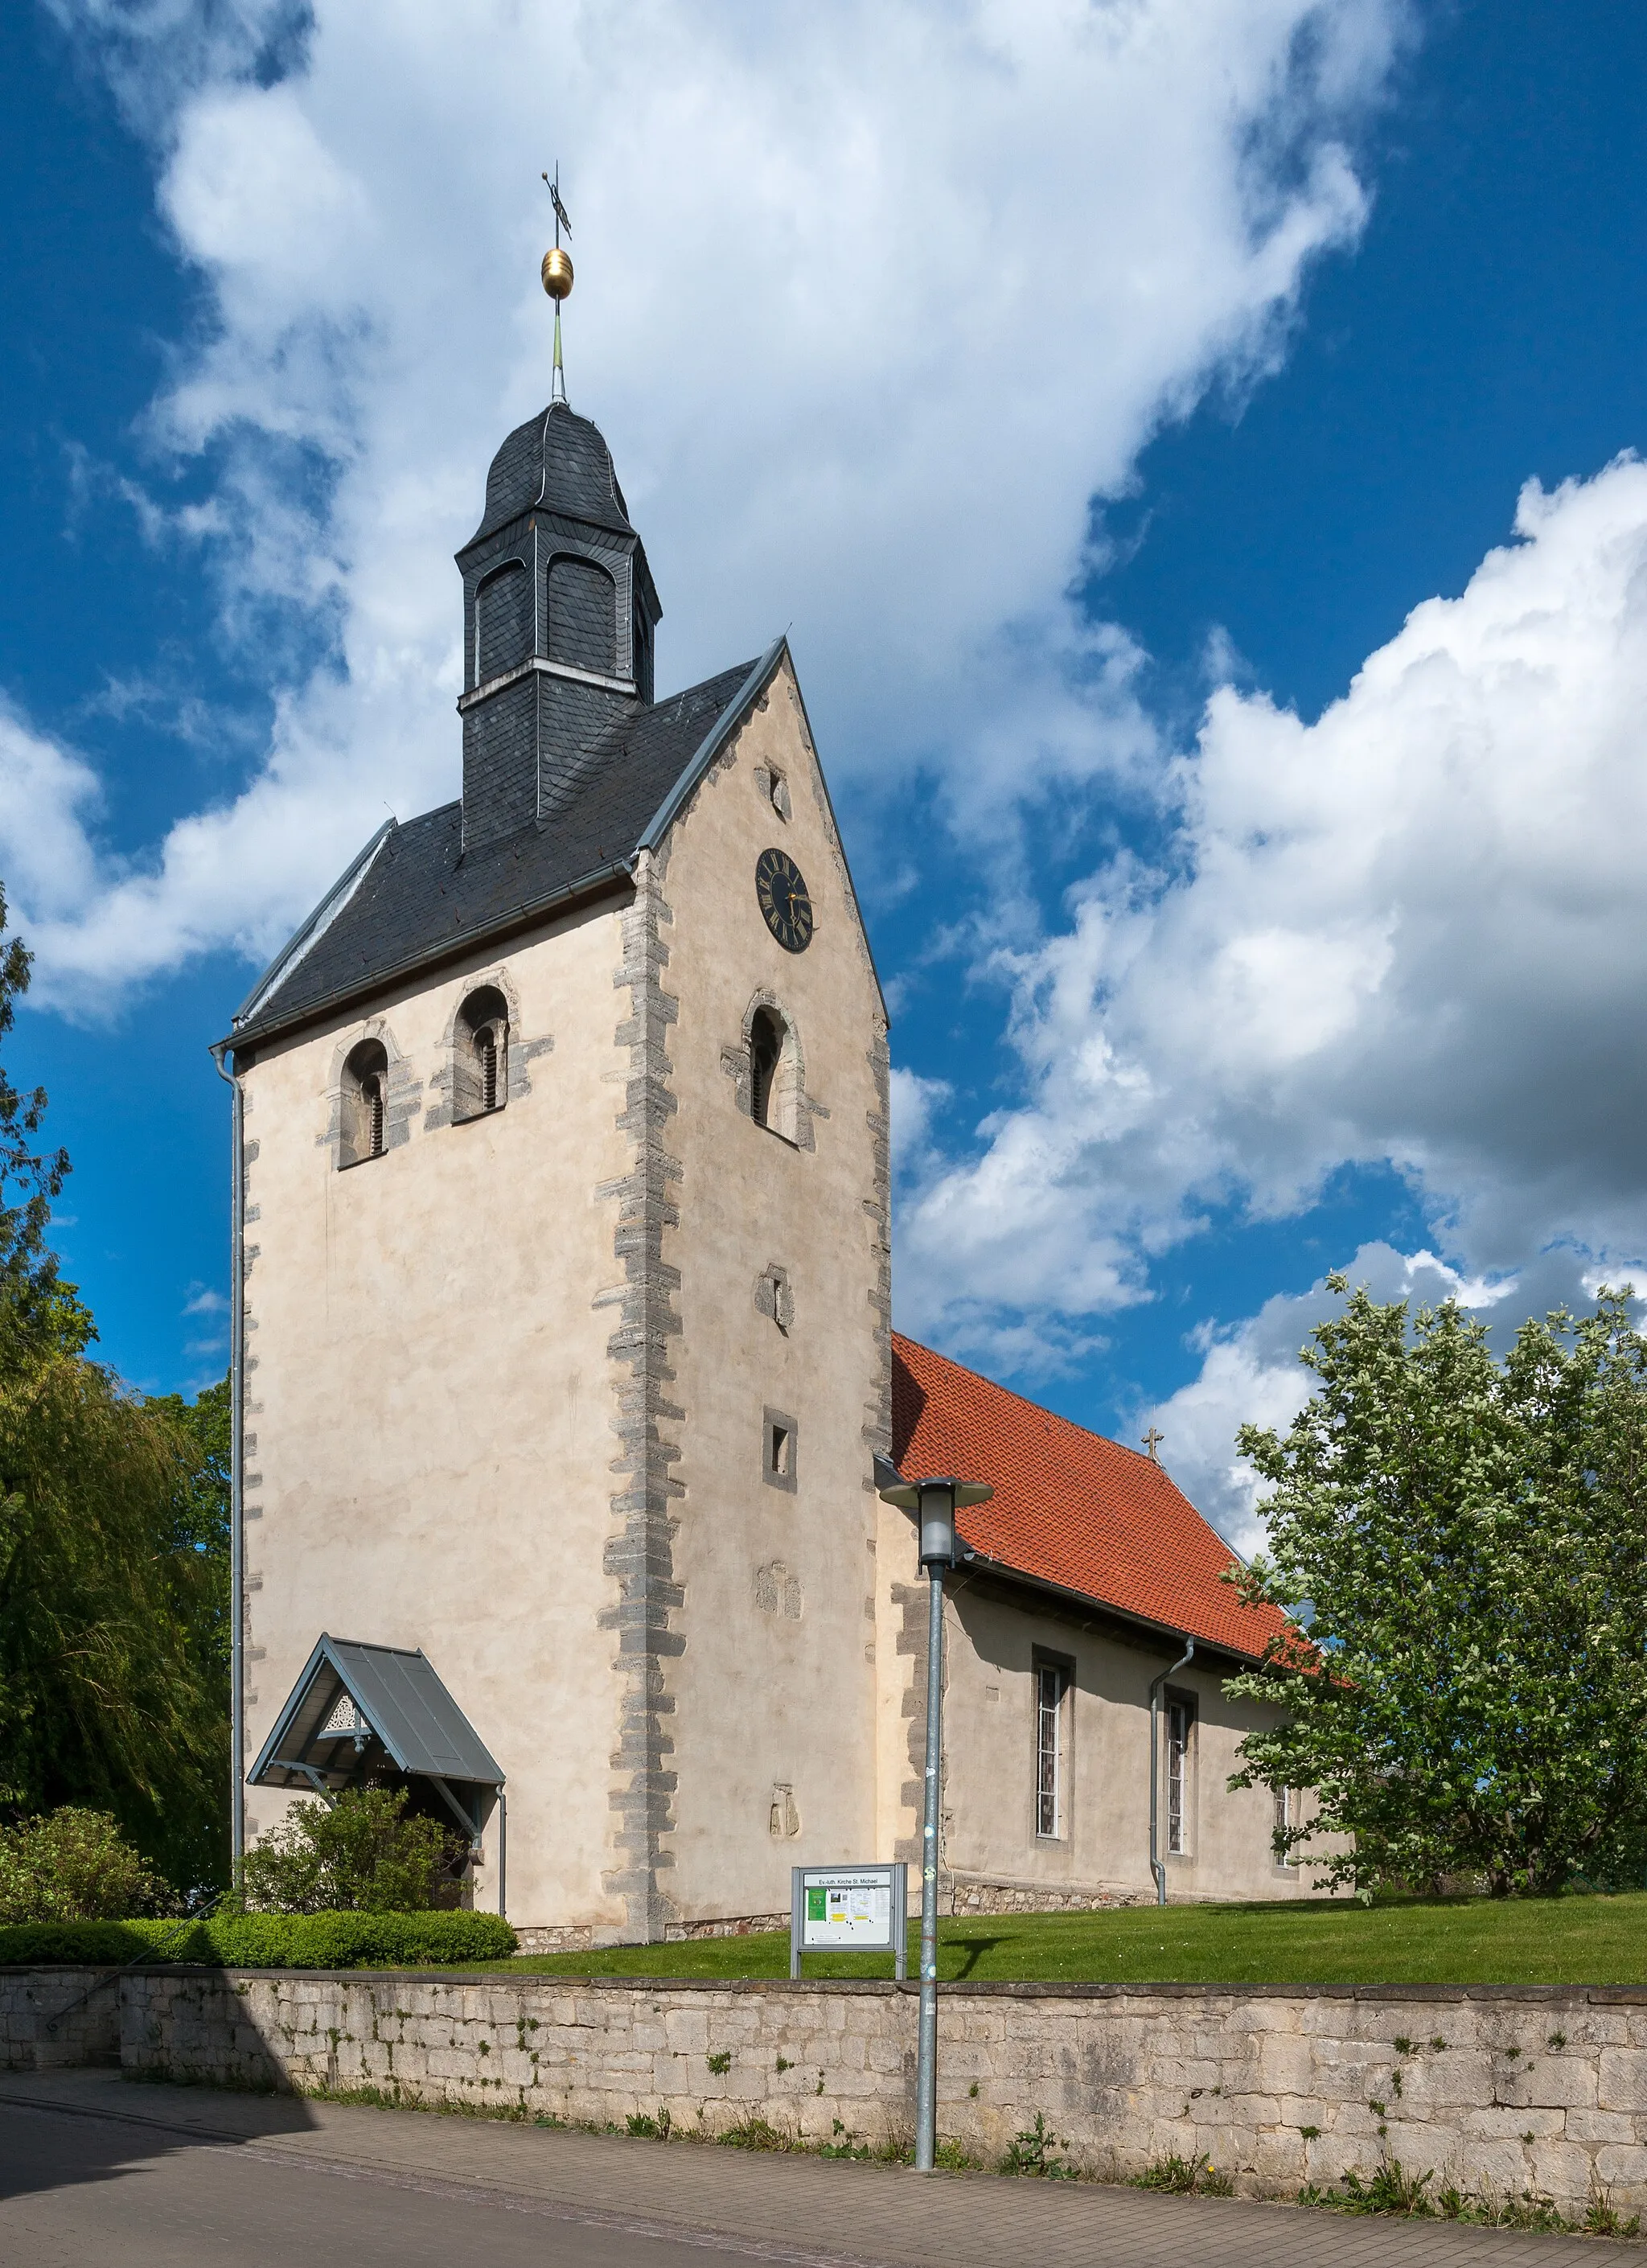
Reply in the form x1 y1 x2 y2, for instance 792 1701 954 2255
0 2069 1633 2268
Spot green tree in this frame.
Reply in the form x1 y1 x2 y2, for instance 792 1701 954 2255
0 890 229 1895
145 1370 232 1689
0 1354 230 1892
0 887 89 1382
1227 1280 1647 1898
233 1788 464 1913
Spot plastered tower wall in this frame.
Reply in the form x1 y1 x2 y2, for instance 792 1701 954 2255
649 659 893 1924
237 901 639 1931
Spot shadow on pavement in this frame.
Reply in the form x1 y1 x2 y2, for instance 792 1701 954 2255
0 2070 319 2205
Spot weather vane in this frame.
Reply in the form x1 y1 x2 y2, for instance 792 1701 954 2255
540 164 574 404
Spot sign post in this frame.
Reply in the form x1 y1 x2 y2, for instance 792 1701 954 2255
790 1863 907 1980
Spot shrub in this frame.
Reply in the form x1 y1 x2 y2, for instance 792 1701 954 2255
0 1909 516 1968
0 1807 174 1923
232 1788 464 1914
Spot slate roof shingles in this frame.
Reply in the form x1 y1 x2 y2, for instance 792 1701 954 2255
891 1332 1289 1663
234 657 758 1046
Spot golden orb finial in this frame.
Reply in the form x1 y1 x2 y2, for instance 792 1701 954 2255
541 244 573 301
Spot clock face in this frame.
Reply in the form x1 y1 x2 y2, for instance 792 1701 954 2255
755 847 814 953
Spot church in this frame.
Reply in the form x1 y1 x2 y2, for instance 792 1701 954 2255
218 368 1312 1945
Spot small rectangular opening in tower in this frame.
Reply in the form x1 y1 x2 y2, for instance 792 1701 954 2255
762 1407 799 1492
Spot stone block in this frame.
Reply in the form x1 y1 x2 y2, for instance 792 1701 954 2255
1419 2052 1494 2109
1596 2144 1647 2186
1462 2106 1562 2141
1306 2135 1371 2187
1569 2108 1639 2144
1462 2137 1533 2192
1252 2130 1306 2182
1257 2036 1312 2095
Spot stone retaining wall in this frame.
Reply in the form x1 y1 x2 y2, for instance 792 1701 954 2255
11 1967 1647 2218
0 1967 121 2072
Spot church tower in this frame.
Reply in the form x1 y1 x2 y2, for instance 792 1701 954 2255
222 343 894 1939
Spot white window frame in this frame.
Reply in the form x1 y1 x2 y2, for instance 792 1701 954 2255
1035 1661 1069 1840
1273 1785 1300 1870
1166 1695 1193 1856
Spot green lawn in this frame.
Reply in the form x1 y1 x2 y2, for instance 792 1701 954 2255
461 1892 1647 1987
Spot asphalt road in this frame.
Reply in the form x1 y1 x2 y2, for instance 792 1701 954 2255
0 2070 1629 2268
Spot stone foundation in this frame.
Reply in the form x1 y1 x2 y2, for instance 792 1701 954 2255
12 1966 1647 2220
513 1912 791 1954
518 1882 1148 1948
944 1874 1145 1916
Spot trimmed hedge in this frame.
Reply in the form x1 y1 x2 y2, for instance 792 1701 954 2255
0 1910 518 1970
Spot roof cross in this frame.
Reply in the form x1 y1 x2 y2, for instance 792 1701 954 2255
1141 1425 1164 1462
542 163 572 244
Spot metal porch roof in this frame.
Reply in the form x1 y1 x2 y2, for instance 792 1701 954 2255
248 1635 504 1793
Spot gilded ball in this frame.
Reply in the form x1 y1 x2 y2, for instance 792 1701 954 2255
540 245 574 301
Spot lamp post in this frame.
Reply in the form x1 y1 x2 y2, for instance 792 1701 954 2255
877 1468 993 2172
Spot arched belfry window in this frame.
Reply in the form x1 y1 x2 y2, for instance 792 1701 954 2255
340 1040 389 1168
745 1001 810 1146
750 1007 784 1130
454 986 509 1122
547 554 616 677
475 560 532 686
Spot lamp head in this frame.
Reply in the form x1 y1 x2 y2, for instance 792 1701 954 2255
876 1470 994 1570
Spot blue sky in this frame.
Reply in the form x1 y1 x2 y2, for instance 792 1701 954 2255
6 1 1647 1538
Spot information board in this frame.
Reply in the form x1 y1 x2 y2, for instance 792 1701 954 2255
790 1863 907 1978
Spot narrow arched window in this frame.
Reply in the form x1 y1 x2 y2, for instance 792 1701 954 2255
474 559 532 685
340 1040 390 1168
547 554 616 676
454 985 509 1122
750 1006 784 1130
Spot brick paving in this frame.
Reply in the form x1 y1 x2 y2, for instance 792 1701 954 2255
0 2069 1635 2268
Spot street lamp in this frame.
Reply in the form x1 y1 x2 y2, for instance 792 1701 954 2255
877 1466 993 2172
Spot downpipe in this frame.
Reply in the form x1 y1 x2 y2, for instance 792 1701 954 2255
1148 1637 1194 1906
210 1041 245 1873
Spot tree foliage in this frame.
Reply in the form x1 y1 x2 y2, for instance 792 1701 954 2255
1228 1280 1647 1897
0 888 230 1895
0 890 87 1382
0 1354 230 1892
232 1788 465 1914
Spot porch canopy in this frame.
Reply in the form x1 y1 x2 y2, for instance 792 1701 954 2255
248 1634 503 1844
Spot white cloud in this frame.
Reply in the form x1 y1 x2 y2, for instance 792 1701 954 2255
1140 1240 1647 1551
901 458 1647 1372
12 0 1404 1008
0 707 104 931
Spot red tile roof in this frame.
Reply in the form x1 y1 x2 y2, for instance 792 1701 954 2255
890 1333 1289 1664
